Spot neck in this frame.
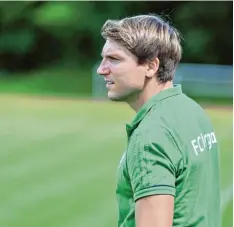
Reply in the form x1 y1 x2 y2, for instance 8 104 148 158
127 79 173 112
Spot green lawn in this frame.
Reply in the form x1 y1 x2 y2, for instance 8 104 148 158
0 95 232 227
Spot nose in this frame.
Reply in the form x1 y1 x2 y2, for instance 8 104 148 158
97 61 110 76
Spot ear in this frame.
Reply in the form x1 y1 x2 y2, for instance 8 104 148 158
145 57 160 79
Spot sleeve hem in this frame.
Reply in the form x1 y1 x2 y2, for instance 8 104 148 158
134 186 175 202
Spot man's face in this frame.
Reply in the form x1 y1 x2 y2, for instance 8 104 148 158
97 39 147 102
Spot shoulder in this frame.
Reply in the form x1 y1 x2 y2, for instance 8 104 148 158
127 122 182 167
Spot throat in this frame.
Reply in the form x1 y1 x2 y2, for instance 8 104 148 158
127 81 173 112
127 92 144 113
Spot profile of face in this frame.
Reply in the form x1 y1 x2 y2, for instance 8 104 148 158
97 39 148 102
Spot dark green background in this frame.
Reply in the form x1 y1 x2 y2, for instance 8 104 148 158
0 1 232 100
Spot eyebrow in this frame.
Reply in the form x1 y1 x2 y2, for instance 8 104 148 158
101 52 121 58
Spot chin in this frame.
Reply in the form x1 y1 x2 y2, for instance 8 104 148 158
108 92 127 102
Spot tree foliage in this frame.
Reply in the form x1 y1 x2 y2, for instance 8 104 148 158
0 1 232 72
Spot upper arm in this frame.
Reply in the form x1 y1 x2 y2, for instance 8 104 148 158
136 194 174 227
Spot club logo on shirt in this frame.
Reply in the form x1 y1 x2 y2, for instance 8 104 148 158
191 132 217 155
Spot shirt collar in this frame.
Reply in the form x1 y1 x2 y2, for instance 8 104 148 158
126 84 182 138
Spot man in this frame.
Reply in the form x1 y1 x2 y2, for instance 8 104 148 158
97 14 221 227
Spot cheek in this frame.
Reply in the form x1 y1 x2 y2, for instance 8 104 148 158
134 67 146 80
128 67 146 86
112 63 145 83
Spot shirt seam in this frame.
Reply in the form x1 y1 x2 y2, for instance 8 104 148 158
134 185 176 201
156 91 182 104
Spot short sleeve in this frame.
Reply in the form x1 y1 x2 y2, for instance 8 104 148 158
127 126 182 202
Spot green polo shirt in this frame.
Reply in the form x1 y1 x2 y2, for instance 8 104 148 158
116 85 221 227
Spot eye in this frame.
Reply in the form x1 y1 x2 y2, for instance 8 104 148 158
109 56 119 61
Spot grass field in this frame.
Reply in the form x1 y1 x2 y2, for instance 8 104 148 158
0 94 232 227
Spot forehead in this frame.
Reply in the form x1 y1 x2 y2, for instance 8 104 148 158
101 39 131 56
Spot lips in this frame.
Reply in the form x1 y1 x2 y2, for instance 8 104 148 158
105 79 115 89
105 79 114 85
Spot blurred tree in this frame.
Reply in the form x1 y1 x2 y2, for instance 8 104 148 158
0 1 232 73
174 1 233 65
0 1 63 71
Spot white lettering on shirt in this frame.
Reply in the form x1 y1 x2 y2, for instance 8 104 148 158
191 132 217 155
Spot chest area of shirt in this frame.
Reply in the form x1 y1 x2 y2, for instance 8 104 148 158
116 150 131 193
117 127 146 195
